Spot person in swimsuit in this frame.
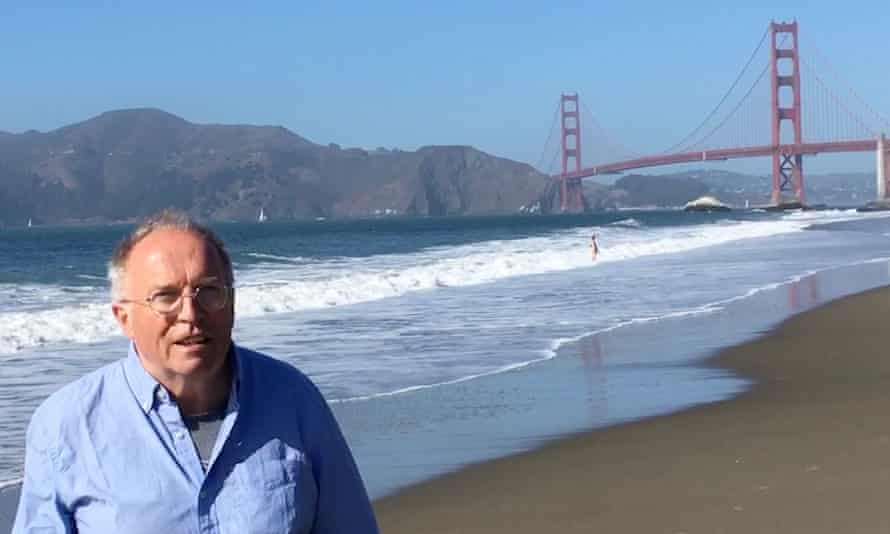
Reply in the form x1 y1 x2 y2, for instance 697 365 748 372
591 233 599 261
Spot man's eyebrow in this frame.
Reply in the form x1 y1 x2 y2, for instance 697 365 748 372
148 277 219 292
149 283 179 292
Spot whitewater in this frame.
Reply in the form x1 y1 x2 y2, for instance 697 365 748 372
3 209 890 499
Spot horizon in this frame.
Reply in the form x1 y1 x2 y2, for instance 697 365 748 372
3 1 888 175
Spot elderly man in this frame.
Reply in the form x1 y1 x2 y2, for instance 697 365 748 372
13 210 379 533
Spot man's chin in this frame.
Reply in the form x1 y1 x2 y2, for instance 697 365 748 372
170 343 226 370
172 341 213 355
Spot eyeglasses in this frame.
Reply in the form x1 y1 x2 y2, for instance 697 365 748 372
118 284 231 316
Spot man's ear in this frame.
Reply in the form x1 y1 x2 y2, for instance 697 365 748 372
112 303 135 339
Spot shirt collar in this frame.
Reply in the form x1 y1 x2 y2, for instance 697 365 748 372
228 345 243 412
123 341 243 414
124 343 160 413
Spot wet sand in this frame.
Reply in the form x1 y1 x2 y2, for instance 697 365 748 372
375 285 890 533
4 284 890 533
0 487 15 532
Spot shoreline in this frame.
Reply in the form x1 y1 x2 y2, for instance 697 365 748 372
3 281 890 532
375 284 890 533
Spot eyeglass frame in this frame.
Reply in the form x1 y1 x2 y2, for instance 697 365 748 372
116 284 233 316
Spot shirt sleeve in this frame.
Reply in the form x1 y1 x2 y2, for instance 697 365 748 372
307 395 379 534
12 414 75 533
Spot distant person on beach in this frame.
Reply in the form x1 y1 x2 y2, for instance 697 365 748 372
591 232 599 261
13 210 379 533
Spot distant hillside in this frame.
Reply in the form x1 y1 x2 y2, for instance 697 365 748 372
583 168 876 209
0 109 551 226
670 169 874 206
1 110 877 226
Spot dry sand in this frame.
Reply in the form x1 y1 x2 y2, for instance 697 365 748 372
375 286 890 533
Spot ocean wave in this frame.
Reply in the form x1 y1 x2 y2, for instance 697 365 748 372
0 209 871 355
330 355 552 403
0 302 117 355
0 477 22 490
608 217 643 228
75 274 106 281
330 270 832 403
244 252 311 263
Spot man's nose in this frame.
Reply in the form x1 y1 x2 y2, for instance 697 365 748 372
177 293 201 321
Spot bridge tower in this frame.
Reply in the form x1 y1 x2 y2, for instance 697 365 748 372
560 93 585 212
769 21 805 206
877 134 890 201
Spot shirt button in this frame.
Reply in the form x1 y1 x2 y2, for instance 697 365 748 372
176 431 186 440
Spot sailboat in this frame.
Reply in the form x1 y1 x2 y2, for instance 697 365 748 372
27 218 32 228
258 207 268 223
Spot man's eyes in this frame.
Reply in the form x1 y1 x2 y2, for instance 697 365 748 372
153 286 223 298
200 285 225 293
152 291 180 302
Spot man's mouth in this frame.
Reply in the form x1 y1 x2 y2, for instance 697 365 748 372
175 335 211 347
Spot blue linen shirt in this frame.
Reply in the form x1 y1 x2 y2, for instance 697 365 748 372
13 343 379 534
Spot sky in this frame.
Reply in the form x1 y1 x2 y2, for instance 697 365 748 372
2 1 888 175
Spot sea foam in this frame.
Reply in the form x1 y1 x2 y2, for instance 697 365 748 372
0 209 871 355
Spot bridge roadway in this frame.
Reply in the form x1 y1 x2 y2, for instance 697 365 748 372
560 139 878 179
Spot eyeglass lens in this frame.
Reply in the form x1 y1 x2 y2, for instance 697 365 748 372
150 286 228 313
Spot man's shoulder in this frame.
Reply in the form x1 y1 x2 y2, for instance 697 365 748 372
235 346 340 438
237 346 315 387
237 346 326 410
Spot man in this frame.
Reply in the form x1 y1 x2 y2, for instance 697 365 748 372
13 210 379 533
590 232 599 262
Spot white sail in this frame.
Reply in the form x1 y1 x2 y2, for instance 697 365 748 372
27 218 32 228
258 208 268 223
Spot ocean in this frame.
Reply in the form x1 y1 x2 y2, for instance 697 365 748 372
3 209 890 505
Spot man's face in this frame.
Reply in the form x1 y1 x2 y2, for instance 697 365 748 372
112 229 234 384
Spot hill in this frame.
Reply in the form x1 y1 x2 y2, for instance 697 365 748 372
0 109 551 225
584 168 875 209
1 110 876 226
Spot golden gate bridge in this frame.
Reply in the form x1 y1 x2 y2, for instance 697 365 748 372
539 21 890 212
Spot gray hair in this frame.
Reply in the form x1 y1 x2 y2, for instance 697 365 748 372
108 209 234 301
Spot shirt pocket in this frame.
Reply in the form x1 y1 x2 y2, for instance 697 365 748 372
230 439 318 533
255 440 306 490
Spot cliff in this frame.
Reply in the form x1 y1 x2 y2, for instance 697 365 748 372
0 109 551 225
8 109 852 226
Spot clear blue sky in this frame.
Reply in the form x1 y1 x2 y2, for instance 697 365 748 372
2 1 888 174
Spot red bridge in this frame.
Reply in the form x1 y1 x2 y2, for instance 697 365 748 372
543 21 890 212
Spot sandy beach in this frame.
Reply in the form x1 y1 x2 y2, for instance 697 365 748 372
4 278 890 533
375 285 890 533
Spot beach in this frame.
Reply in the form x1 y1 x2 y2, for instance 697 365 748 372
376 285 890 533
4 281 890 532
3 212 890 534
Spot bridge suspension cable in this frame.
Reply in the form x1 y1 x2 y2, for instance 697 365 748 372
534 98 561 173
804 38 890 134
684 61 771 151
580 102 639 165
801 58 876 142
661 25 771 154
545 145 561 175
